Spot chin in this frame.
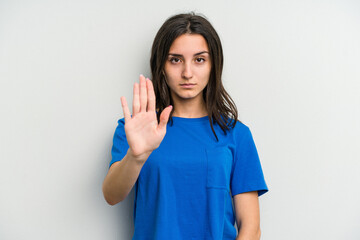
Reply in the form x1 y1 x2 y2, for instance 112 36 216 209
176 92 201 100
171 88 204 101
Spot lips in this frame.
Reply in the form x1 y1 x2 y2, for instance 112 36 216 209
180 83 196 88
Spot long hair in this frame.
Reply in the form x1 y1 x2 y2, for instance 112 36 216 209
150 12 239 141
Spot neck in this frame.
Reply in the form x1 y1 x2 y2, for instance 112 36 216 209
171 95 208 118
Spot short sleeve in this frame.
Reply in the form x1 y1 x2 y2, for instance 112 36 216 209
109 118 129 168
230 126 268 197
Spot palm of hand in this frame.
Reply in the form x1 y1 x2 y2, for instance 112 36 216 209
124 111 164 157
121 75 172 159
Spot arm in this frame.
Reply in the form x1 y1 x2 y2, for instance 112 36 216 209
233 191 261 240
102 75 172 205
102 149 149 205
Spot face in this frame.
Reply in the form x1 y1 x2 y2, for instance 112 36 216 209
164 33 211 104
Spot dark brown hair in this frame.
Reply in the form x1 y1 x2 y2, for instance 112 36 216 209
150 12 239 141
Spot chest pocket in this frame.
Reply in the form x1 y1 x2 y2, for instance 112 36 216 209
205 147 233 191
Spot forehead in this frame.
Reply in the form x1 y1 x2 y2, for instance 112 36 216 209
169 33 209 54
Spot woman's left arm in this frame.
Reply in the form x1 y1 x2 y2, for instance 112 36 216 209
233 191 261 240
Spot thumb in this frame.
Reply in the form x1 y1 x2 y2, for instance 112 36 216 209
158 105 173 130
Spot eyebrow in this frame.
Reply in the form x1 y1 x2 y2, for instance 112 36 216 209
168 51 209 57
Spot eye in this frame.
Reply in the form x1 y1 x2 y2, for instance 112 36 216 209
170 57 181 64
195 57 205 63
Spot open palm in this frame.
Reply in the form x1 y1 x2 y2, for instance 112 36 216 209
121 75 172 160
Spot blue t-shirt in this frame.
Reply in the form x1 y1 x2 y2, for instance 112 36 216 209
110 116 268 240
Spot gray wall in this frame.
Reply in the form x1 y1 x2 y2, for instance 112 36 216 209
1 0 359 239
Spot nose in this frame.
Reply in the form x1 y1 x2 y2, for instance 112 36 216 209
181 62 193 79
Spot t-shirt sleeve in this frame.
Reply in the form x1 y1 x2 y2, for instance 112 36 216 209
109 118 129 168
230 126 268 197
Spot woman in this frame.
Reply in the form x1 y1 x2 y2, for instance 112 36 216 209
102 12 268 240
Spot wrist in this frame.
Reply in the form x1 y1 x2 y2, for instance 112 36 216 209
127 148 151 163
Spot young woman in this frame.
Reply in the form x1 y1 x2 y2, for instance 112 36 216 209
103 13 268 240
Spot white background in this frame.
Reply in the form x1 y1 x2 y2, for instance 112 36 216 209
1 0 359 239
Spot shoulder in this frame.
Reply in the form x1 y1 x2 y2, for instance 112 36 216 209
113 118 126 136
221 116 250 134
233 119 250 131
117 117 125 125
219 117 254 144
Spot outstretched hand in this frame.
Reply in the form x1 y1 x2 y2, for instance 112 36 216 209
120 75 172 161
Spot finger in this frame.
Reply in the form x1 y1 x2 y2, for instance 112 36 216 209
133 82 140 116
121 96 131 124
158 105 173 131
146 78 156 112
139 75 147 112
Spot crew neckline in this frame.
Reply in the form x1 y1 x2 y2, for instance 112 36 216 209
171 115 209 123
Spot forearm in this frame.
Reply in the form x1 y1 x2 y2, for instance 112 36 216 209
102 149 149 205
